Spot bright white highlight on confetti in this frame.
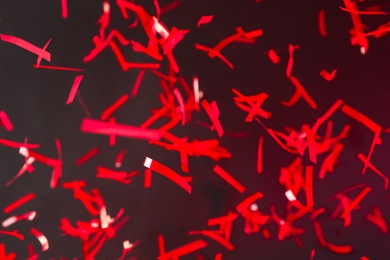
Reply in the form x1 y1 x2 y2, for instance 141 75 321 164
193 76 200 104
360 47 366 55
153 17 169 39
250 203 258 211
103 2 110 13
285 190 297 201
19 146 29 157
144 157 152 168
123 240 133 249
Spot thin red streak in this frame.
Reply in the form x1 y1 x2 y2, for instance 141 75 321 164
318 10 327 37
33 64 84 72
131 69 146 97
257 137 263 173
213 165 246 193
75 147 100 166
61 0 68 18
66 75 83 105
3 193 35 214
101 95 129 121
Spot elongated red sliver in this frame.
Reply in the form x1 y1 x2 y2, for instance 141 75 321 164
320 69 337 81
131 69 146 97
173 88 186 125
236 192 264 213
201 99 224 137
286 44 295 78
257 137 263 173
144 157 191 193
357 153 388 189
268 49 280 64
0 111 13 131
194 44 234 69
30 228 49 252
213 165 246 193
0 230 24 240
313 221 327 247
75 147 99 166
158 240 207 260
66 75 83 105
366 206 389 233
282 76 317 109
215 253 222 260
341 104 381 134
61 0 68 18
327 243 352 254
197 15 213 28
3 193 35 214
189 230 234 250
312 99 343 133
341 187 371 219
101 95 129 121
245 93 269 122
318 10 327 37
33 64 84 72
208 31 244 58
0 34 51 62
115 149 127 168
305 166 314 208
144 168 152 188
81 118 163 141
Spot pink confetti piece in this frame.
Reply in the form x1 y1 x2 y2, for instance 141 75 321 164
0 111 13 131
61 0 68 18
81 118 163 141
66 75 83 105
144 157 191 193
340 186 371 225
213 165 246 193
3 193 35 214
2 211 36 228
257 136 263 173
201 99 224 137
245 93 270 122
320 69 337 81
0 34 51 63
30 228 49 252
75 147 100 166
197 15 213 28
268 49 280 64
318 10 327 37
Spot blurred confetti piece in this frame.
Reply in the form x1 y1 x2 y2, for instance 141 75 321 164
3 193 35 214
197 15 213 28
66 75 83 105
0 111 13 131
213 165 246 193
320 69 337 81
30 228 49 252
61 0 68 18
2 211 36 228
268 49 280 64
318 10 327 37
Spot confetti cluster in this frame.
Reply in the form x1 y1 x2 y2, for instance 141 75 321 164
1 0 390 259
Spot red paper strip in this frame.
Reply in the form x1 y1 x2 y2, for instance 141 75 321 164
158 239 207 260
131 69 146 97
75 147 100 166
144 157 191 193
318 10 327 37
257 136 263 173
281 76 317 109
268 49 280 64
341 187 371 221
3 193 35 214
201 99 224 137
320 69 337 81
341 104 381 134
66 75 83 105
286 44 295 78
194 44 234 69
0 244 16 260
213 165 246 193
0 230 24 240
61 0 68 18
0 139 39 149
33 64 84 71
144 168 152 188
0 34 51 63
101 95 129 121
30 228 49 252
357 153 388 189
81 118 163 141
0 111 13 131
115 149 127 168
366 206 388 233
197 15 213 28
305 166 314 208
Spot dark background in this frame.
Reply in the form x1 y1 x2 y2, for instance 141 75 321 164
1 0 390 259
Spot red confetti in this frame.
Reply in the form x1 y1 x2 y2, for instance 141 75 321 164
197 15 213 28
281 76 317 109
143 157 192 193
30 228 49 252
319 69 337 81
61 0 68 18
213 165 246 193
66 75 83 105
75 147 100 166
3 193 35 214
268 49 280 64
318 10 327 37
0 111 13 131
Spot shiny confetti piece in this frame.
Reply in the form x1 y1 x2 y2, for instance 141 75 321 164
30 228 49 251
144 157 191 193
